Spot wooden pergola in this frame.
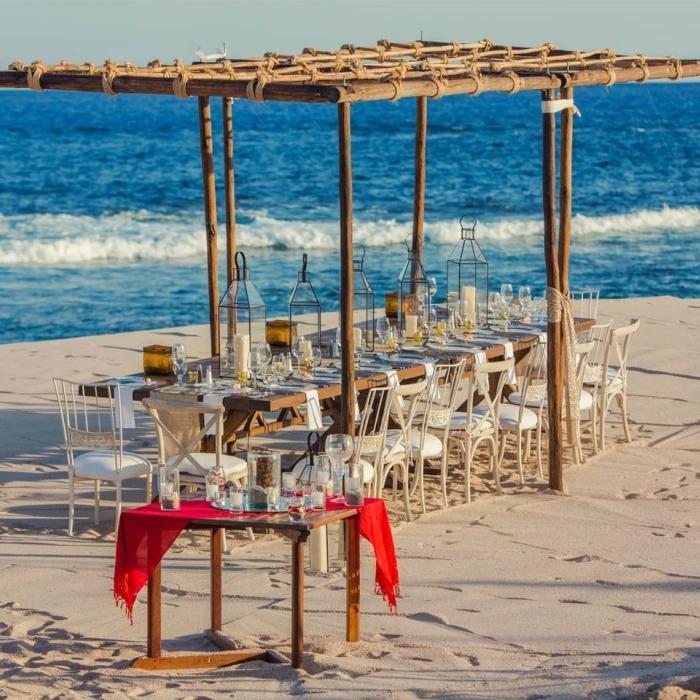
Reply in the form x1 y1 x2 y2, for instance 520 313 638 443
3 39 698 490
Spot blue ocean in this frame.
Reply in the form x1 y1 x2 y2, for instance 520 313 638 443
1 84 699 344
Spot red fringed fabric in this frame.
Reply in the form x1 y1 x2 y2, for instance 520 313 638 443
113 498 399 622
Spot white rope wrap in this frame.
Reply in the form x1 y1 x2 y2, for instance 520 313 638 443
546 286 581 428
541 99 581 117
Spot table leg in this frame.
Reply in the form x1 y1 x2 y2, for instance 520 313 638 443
346 515 360 642
291 536 305 670
147 563 162 658
211 528 223 632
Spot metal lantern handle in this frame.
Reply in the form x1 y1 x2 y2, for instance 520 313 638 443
301 253 308 274
235 250 247 271
459 215 478 231
404 234 414 252
353 242 366 262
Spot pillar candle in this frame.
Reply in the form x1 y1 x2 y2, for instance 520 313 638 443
234 334 250 376
405 314 418 337
353 327 363 349
460 285 476 314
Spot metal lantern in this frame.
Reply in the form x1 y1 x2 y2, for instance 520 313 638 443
352 243 375 351
446 215 489 326
397 235 431 335
219 251 267 377
289 254 322 349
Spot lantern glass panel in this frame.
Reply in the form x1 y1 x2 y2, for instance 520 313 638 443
219 252 266 377
352 244 375 350
289 254 322 349
397 237 431 335
446 216 489 325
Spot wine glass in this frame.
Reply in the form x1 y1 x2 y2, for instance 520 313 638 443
394 328 406 352
518 285 532 314
311 347 322 376
428 276 438 301
500 283 513 305
272 353 286 383
171 343 187 386
326 433 354 503
376 317 390 348
249 343 265 390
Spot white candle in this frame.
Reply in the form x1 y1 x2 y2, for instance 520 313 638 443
312 490 324 507
353 327 362 348
460 286 476 314
234 334 250 376
310 527 328 573
230 490 243 509
300 339 312 360
405 314 418 337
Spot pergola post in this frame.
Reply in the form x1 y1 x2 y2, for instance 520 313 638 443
338 102 356 435
222 97 237 287
541 89 564 492
197 96 220 357
412 96 427 264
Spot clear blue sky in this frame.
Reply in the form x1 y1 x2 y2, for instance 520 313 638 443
1 0 698 67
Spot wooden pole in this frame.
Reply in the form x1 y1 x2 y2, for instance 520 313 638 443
222 97 236 287
541 89 564 492
197 96 220 357
558 85 575 450
412 96 427 261
338 102 356 436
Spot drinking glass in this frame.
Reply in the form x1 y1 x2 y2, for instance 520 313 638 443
171 343 187 386
394 328 406 352
376 317 390 347
229 486 244 514
518 285 532 311
428 276 438 301
326 433 354 504
311 347 322 376
500 283 514 305
272 354 285 383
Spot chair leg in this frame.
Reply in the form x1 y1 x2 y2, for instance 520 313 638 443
498 433 507 467
68 472 75 537
536 424 543 480
591 400 599 455
463 442 472 504
145 472 152 503
402 460 413 522
441 450 449 509
419 458 426 514
599 393 609 451
115 481 122 528
619 393 632 443
491 439 503 495
524 431 532 459
94 481 101 525
516 432 525 485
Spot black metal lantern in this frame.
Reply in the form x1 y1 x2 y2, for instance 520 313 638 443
397 235 431 336
289 254 322 349
219 251 266 377
353 243 375 351
446 215 489 326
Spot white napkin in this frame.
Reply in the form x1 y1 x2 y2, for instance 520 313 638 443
304 389 323 430
202 393 224 436
385 369 404 407
502 342 518 387
538 332 547 344
114 385 135 430
472 351 487 396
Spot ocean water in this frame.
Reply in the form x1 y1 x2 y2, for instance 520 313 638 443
1 84 699 344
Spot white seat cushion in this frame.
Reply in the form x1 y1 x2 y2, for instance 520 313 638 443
507 391 544 409
356 460 376 484
74 450 151 481
510 390 594 412
167 452 246 480
449 411 493 432
579 389 593 411
477 402 538 432
409 431 443 458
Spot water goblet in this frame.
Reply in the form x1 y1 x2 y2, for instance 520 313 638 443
428 276 438 301
518 285 532 312
500 283 514 305
376 317 390 348
171 343 187 386
326 433 353 504
311 347 323 376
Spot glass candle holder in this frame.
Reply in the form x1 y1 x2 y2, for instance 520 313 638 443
159 464 180 511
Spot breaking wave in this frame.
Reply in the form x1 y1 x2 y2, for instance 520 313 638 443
1 205 698 265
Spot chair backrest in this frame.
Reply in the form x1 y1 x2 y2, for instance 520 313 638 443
387 379 428 458
569 289 600 320
574 341 594 392
143 397 225 478
53 378 122 465
466 359 514 434
582 321 612 385
512 341 548 420
602 318 640 392
415 360 466 446
356 384 396 458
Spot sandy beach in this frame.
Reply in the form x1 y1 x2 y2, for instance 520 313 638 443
1 296 699 699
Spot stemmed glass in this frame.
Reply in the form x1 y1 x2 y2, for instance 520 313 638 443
518 285 532 312
171 343 187 386
257 342 272 385
249 343 265 390
393 328 406 352
326 433 354 504
376 317 390 348
500 283 513 305
428 276 438 302
311 347 322 377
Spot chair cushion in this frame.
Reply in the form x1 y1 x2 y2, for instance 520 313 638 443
356 460 376 484
74 451 151 480
579 389 593 411
409 431 443 458
167 452 246 479
509 390 594 412
507 392 544 409
449 411 493 432
481 402 538 431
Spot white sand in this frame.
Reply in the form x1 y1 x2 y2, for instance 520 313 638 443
1 297 699 699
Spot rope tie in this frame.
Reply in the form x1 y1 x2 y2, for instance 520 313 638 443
481 37 494 52
342 43 356 54
148 58 162 68
505 46 514 60
604 64 617 87
546 287 581 427
375 45 387 62
83 62 96 75
470 69 484 96
504 70 522 94
429 74 446 99
102 70 118 96
635 55 650 83
412 41 423 56
172 60 193 99
308 67 319 83
389 78 403 101
670 57 683 80
8 60 25 71
451 42 461 56
27 61 45 91
303 47 318 57
245 70 270 101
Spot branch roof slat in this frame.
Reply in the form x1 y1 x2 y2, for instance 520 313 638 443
2 39 698 102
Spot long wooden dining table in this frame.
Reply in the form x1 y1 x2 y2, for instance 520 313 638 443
101 319 594 451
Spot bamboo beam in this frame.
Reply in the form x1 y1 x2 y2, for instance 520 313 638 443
338 102 356 436
558 85 575 455
412 96 427 264
222 97 236 286
2 61 699 103
197 96 220 357
542 89 564 493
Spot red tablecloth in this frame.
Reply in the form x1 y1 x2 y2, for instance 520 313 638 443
114 498 400 622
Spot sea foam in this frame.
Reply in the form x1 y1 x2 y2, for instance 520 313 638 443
0 205 698 265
